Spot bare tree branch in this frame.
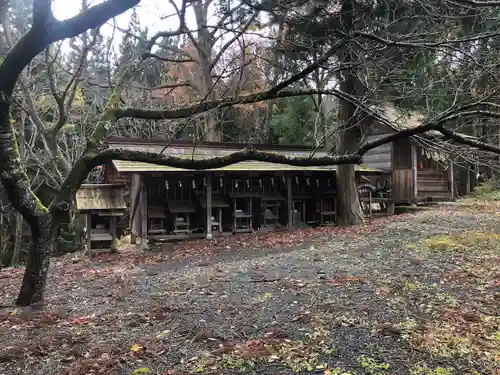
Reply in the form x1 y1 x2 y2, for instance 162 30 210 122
142 52 195 63
452 0 500 6
0 0 140 94
210 12 259 70
50 0 140 40
32 0 53 27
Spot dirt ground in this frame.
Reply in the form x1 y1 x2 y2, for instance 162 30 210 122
0 202 498 375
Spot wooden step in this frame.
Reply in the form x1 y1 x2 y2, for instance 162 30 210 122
418 190 453 199
417 177 448 184
417 171 446 179
418 182 449 191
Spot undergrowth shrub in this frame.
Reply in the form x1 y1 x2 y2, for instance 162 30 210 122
472 180 500 200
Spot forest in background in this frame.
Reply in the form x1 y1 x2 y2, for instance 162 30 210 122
0 0 344 268
3 0 500 305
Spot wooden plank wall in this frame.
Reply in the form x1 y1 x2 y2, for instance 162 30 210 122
104 164 130 186
392 138 412 169
392 169 413 202
362 134 392 171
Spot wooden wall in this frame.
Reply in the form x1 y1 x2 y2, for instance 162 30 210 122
104 163 129 186
392 169 413 203
361 124 393 171
392 138 412 169
392 167 453 203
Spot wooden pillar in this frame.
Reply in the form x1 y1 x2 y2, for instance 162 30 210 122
130 173 140 245
287 174 293 230
86 212 92 252
140 180 148 251
387 201 395 215
411 143 418 201
206 174 213 240
110 216 117 251
448 160 455 199
218 208 223 234
466 163 471 196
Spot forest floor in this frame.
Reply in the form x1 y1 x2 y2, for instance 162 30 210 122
0 200 498 375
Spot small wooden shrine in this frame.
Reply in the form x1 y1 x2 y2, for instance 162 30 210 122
75 184 127 252
102 137 387 248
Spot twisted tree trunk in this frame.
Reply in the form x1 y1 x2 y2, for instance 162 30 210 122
16 216 54 305
0 0 140 306
0 95 55 305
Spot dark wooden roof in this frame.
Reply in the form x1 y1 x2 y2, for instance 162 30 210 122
106 136 316 152
105 136 380 174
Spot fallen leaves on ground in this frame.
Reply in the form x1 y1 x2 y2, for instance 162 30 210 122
326 275 363 286
0 207 497 375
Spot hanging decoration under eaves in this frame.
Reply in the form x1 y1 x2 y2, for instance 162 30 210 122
423 147 447 162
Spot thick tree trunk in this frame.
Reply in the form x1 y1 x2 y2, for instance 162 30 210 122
335 0 363 226
16 216 54 306
0 91 54 306
336 164 363 225
192 1 222 142
11 106 25 266
336 77 363 225
336 94 363 225
336 107 363 225
11 214 22 266
0 0 141 307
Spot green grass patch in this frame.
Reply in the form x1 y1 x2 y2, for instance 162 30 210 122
407 232 500 252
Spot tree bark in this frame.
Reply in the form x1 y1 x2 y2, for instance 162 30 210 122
11 214 23 266
11 107 26 266
192 0 222 142
336 95 363 225
16 216 54 306
0 0 141 306
335 0 363 226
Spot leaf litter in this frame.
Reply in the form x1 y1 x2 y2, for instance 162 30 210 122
0 206 498 375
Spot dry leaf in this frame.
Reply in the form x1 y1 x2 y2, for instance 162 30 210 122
130 343 142 352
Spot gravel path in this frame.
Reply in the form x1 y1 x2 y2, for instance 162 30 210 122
0 206 498 375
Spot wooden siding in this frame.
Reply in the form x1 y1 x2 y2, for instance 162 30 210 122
393 138 412 169
362 134 393 171
104 163 130 186
392 169 413 202
392 168 453 203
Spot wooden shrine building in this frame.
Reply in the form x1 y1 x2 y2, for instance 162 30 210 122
100 103 466 247
75 184 127 252
361 104 460 203
103 137 383 248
